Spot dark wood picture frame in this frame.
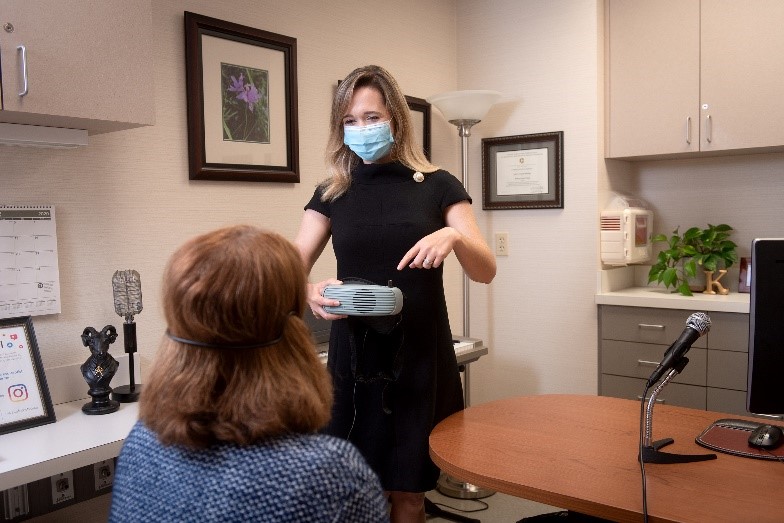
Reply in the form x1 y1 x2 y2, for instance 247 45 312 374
482 131 564 210
405 95 432 161
0 316 56 435
184 12 299 182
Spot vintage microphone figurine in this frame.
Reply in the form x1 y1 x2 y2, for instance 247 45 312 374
110 269 143 402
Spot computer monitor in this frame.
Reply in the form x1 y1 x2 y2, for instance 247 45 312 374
746 238 784 416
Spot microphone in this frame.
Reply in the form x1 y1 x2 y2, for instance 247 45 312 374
112 269 143 323
647 312 711 386
111 270 143 402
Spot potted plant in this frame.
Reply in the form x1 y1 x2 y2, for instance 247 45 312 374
648 224 737 296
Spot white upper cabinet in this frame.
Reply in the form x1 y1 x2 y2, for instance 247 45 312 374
0 0 155 134
606 0 784 159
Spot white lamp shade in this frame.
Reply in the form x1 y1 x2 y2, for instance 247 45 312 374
426 90 502 122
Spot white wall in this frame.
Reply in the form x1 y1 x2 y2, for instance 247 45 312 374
0 0 461 370
2 0 609 406
455 0 602 402
612 153 784 289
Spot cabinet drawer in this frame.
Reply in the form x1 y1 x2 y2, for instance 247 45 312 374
708 312 749 352
600 306 707 348
707 350 748 391
601 340 706 386
601 374 707 410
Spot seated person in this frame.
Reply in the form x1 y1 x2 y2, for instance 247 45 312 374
109 225 389 522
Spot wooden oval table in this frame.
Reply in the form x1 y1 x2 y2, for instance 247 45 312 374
429 394 784 523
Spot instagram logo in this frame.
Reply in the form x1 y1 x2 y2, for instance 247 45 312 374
9 384 28 402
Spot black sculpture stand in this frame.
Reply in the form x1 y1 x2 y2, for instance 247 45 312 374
82 386 120 415
640 357 716 464
112 322 141 403
80 325 121 415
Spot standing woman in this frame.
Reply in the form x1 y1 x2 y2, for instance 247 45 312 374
295 65 496 522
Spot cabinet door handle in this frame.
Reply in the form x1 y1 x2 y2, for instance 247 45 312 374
17 45 29 97
705 114 712 143
637 360 659 367
637 323 665 330
638 395 665 404
686 116 692 144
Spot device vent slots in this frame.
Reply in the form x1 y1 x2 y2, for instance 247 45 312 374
600 216 621 231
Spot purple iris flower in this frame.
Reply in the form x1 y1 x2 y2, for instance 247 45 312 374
227 73 260 112
228 74 246 95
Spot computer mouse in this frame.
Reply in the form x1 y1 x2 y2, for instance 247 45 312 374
748 424 784 450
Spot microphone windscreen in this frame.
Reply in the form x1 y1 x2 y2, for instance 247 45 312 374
112 269 143 318
686 312 711 335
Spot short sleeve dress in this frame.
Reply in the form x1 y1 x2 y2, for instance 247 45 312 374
305 161 469 492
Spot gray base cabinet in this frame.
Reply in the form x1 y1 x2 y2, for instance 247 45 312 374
598 305 775 419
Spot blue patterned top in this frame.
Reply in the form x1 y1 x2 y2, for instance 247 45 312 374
109 421 389 522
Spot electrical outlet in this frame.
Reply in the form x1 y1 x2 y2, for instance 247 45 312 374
495 232 509 256
3 485 29 520
93 460 115 490
50 471 74 505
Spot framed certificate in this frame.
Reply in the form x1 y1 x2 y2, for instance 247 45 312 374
482 131 564 210
0 316 56 435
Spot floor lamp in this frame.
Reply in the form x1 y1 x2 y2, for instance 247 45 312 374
427 89 501 500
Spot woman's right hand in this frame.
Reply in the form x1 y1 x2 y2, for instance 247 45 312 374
307 278 347 320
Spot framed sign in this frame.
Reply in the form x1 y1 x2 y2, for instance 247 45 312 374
0 316 55 435
482 131 564 210
185 12 299 182
738 256 751 293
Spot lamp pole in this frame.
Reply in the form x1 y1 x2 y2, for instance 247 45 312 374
453 119 480 340
427 91 501 501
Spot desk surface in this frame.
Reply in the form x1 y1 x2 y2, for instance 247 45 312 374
0 400 138 491
429 394 784 523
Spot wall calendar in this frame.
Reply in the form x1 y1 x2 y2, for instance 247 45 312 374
0 206 62 320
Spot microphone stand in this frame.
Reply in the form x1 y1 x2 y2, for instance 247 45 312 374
640 356 716 464
110 269 143 403
111 319 141 403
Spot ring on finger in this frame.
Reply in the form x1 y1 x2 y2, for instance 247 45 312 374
424 258 432 266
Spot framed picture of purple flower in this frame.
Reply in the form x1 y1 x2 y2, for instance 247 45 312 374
185 12 299 182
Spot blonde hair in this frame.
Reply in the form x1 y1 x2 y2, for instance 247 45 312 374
139 225 332 448
320 65 438 201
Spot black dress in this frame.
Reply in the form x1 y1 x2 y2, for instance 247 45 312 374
305 161 467 492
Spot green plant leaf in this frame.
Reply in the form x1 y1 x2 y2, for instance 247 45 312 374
684 259 697 278
683 227 702 241
703 254 719 272
663 267 678 287
677 282 693 296
651 233 668 243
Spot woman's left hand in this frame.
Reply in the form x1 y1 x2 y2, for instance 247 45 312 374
397 227 459 270
395 201 496 283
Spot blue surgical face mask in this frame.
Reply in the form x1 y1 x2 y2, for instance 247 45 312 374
343 120 395 162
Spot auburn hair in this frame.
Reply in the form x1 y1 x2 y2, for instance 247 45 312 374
139 225 332 448
320 64 439 201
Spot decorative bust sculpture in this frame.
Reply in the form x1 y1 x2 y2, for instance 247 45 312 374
80 325 120 415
